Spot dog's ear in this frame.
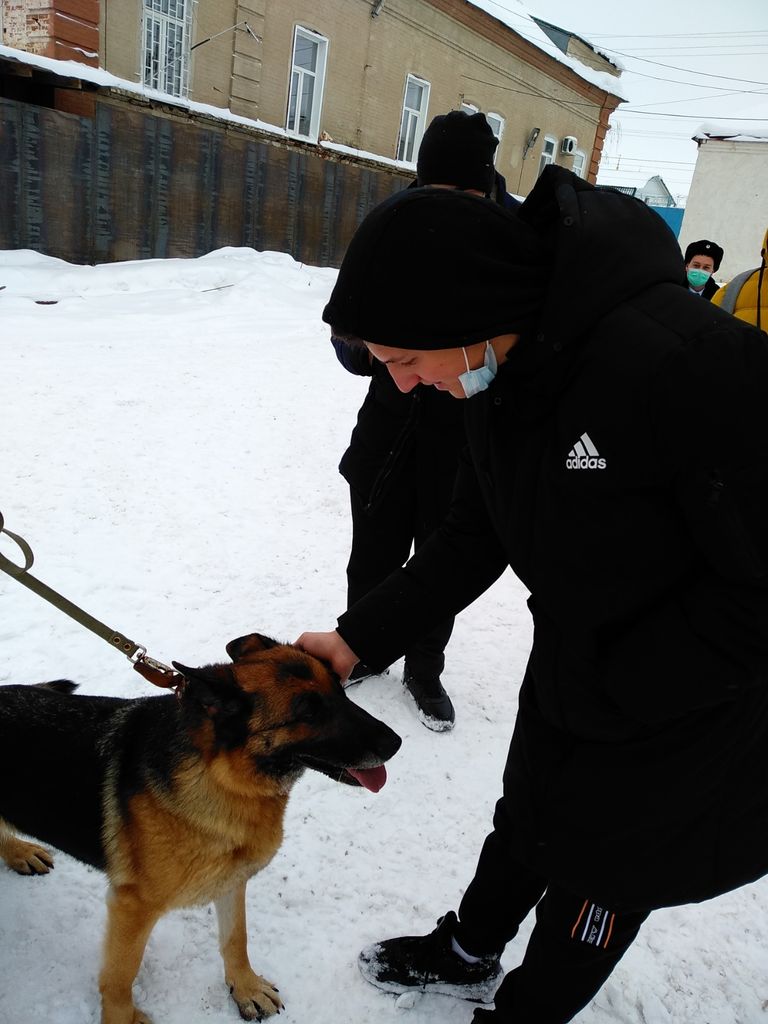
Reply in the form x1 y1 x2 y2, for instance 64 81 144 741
172 661 241 718
226 633 280 662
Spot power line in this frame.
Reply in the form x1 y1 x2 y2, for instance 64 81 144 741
619 65 768 94
586 30 768 39
625 51 768 58
509 21 768 91
460 73 607 109
457 3 768 122
596 45 768 86
628 87 768 109
618 44 768 52
468 0 768 84
619 108 767 121
602 156 698 164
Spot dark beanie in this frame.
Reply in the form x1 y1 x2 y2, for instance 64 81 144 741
322 188 552 349
684 238 724 272
416 111 498 195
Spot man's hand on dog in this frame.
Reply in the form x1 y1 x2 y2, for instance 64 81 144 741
295 630 359 684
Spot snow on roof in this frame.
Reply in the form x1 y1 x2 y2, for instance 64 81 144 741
0 43 290 135
0 0 626 157
466 0 627 100
531 16 624 73
694 122 768 144
0 43 416 173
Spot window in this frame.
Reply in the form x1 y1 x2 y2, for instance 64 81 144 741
538 135 557 178
143 0 192 97
397 75 430 163
461 102 479 114
486 112 504 148
572 150 587 178
286 27 328 142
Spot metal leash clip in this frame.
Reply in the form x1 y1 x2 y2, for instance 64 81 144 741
132 649 187 697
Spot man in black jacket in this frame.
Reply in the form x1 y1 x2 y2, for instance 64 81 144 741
299 167 768 1022
334 110 510 731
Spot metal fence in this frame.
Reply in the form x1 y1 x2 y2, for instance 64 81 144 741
0 95 407 267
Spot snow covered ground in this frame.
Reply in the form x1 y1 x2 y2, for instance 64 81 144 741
0 247 766 1024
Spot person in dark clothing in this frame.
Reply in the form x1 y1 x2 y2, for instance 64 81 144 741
334 338 465 728
683 237 723 299
415 108 520 210
336 109 511 730
299 167 768 1022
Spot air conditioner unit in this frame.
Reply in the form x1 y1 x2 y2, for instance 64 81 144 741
561 136 577 155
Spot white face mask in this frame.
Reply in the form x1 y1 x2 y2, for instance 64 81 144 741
458 341 498 398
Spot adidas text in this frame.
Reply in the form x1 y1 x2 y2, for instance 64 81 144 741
566 455 606 470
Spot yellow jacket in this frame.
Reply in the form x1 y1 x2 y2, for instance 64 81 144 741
712 227 768 329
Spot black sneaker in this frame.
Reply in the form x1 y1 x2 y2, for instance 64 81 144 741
358 911 502 1003
403 664 455 731
346 664 390 686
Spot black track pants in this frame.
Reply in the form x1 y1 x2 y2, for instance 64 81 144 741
347 486 454 678
456 831 649 1023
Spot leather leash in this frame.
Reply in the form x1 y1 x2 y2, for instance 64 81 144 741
0 511 186 695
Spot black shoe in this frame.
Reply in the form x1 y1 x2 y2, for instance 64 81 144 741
403 664 455 731
358 911 502 1003
346 663 390 686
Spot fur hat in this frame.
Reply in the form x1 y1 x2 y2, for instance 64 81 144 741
322 187 551 349
684 239 724 272
416 111 498 195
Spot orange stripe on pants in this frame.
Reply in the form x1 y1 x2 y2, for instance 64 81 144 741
570 899 589 939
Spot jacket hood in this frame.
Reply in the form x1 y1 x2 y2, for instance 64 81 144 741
518 166 687 350
323 167 686 353
323 187 552 349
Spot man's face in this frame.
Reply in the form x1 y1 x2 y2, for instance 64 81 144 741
685 254 715 290
366 342 476 399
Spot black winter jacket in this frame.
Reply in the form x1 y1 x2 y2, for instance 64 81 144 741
337 168 768 910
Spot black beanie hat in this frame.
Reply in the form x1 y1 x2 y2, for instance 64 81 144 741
684 238 724 272
322 188 552 349
416 111 498 195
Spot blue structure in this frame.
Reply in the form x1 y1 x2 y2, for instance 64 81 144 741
651 205 684 238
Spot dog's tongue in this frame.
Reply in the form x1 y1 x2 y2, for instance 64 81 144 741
348 765 387 792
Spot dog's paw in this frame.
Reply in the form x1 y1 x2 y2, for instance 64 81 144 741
2 836 54 875
101 1002 154 1024
228 971 283 1021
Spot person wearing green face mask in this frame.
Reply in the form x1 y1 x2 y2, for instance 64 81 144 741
683 238 724 300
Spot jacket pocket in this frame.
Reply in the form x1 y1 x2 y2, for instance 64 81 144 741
700 467 767 581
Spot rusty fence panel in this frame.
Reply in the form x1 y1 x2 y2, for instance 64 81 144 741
0 95 408 267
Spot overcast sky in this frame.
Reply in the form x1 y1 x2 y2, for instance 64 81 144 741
506 0 768 203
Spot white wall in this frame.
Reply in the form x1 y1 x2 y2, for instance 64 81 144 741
679 139 768 282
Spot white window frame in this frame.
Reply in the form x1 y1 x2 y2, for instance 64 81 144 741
486 112 504 150
538 135 557 178
461 101 479 114
397 74 431 164
286 26 328 143
143 0 192 98
572 150 587 179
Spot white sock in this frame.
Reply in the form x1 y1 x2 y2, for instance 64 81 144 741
451 935 483 963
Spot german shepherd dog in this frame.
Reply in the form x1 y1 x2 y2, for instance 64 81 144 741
0 633 401 1024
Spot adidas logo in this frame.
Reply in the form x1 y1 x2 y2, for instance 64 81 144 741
566 432 606 470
